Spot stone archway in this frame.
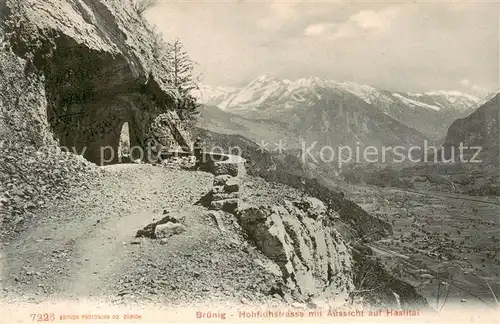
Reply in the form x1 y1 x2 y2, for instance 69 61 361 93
47 94 156 166
47 94 195 166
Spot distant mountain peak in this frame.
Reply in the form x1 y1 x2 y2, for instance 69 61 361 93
254 74 271 81
462 88 500 116
248 74 279 85
408 90 480 104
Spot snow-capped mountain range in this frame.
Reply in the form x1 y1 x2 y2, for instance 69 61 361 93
195 75 480 140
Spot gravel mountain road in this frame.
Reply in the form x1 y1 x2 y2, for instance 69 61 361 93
1 164 286 308
1 165 225 303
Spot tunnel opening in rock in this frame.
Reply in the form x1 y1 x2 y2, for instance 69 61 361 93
6 18 195 166
118 122 131 163
23 32 177 166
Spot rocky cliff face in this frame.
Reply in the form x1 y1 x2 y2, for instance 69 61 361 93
0 26 51 147
146 111 193 154
1 0 178 164
237 198 354 303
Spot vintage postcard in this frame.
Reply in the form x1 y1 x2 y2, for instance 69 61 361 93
0 0 499 323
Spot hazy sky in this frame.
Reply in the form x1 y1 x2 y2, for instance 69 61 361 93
146 1 499 95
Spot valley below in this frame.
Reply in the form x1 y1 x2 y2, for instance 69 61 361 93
336 181 500 311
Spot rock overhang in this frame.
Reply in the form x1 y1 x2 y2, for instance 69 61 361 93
2 0 182 165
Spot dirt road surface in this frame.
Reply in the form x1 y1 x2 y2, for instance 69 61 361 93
1 164 280 307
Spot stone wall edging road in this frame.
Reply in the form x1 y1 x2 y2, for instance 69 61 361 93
201 152 247 213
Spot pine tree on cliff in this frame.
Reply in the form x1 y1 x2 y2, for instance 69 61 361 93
166 39 200 120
